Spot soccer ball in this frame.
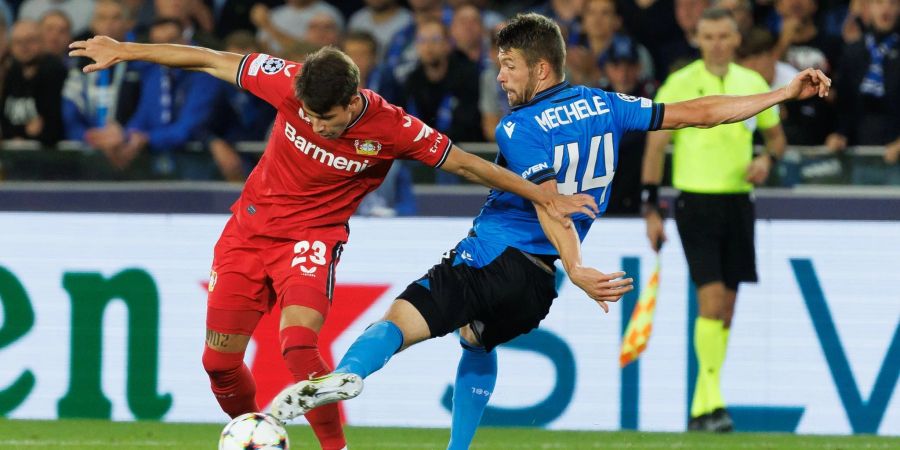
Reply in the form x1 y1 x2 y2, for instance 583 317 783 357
218 412 290 450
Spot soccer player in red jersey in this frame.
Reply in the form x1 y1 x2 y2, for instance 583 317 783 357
69 37 598 450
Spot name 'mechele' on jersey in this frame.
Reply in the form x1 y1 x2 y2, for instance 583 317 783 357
232 53 452 242
471 81 665 256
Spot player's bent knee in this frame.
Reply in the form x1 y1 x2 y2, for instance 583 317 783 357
280 305 325 332
384 299 432 350
202 343 246 375
280 284 330 331
459 325 481 347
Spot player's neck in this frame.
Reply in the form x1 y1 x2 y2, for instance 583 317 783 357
528 76 564 102
349 93 364 122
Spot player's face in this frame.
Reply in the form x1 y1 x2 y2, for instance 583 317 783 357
497 48 539 107
301 95 362 139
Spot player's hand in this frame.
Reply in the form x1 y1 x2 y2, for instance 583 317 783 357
745 154 772 185
784 68 831 101
547 192 599 223
569 267 633 313
643 209 666 253
69 36 127 73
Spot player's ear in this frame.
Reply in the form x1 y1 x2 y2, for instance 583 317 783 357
534 60 547 81
348 93 362 110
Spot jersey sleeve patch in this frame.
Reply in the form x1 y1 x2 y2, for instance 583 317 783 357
238 53 300 108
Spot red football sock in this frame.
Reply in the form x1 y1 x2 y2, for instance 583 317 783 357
202 346 259 418
281 325 346 450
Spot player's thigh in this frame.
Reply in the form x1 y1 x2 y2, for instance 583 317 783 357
396 250 477 342
675 193 725 287
205 307 262 353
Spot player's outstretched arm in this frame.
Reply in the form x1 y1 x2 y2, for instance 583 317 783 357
440 145 599 222
533 181 633 312
68 35 243 85
661 68 831 130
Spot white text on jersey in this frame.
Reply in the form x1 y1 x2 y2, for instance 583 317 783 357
534 96 610 132
284 123 370 173
521 162 549 178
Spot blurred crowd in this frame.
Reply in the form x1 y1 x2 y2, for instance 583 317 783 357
0 0 897 207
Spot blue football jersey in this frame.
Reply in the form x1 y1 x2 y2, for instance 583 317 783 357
471 81 664 255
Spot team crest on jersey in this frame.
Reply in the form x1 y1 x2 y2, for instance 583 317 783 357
262 57 286 75
355 139 382 156
616 93 640 102
208 270 217 293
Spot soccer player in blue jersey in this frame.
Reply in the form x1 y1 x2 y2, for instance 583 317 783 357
270 12 830 447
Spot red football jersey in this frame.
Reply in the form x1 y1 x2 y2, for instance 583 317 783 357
231 53 452 241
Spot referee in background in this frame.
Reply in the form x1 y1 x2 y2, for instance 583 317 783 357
641 8 786 432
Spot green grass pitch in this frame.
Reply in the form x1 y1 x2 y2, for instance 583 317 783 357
0 419 897 449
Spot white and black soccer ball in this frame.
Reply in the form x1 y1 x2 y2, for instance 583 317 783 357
219 412 290 450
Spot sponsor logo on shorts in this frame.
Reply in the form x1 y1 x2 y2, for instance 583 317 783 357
208 270 217 293
354 139 382 156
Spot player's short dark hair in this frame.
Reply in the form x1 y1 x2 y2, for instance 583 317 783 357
294 46 360 114
496 13 566 79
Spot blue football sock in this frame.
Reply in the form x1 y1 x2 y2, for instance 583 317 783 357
447 340 497 450
334 320 403 379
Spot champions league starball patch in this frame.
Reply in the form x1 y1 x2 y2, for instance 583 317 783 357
616 93 640 102
262 57 286 75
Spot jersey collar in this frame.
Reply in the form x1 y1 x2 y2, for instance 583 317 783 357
345 92 369 130
511 81 571 111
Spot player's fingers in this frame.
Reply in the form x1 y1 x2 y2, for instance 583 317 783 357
599 271 626 281
69 40 86 49
578 194 600 213
580 206 596 219
600 277 633 289
596 300 609 313
596 291 627 303
83 63 101 73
